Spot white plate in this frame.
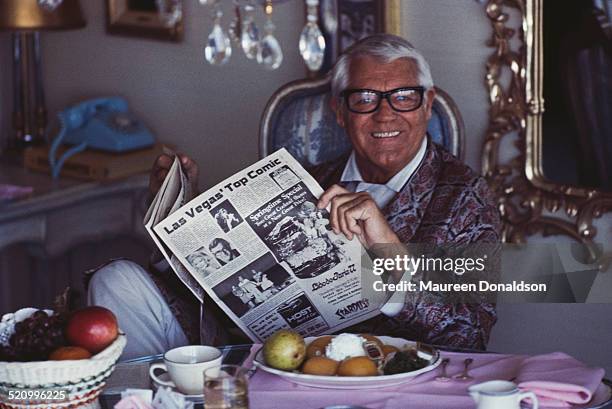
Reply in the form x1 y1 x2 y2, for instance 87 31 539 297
253 335 441 389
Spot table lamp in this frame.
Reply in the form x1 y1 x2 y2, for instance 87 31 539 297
0 0 85 152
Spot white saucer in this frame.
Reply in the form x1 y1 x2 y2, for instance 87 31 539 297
151 372 204 403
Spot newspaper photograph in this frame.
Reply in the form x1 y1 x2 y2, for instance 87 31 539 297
146 148 386 342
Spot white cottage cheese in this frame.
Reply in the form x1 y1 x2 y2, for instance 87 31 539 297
325 333 367 361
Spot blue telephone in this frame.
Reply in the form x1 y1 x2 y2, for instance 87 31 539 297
48 97 156 178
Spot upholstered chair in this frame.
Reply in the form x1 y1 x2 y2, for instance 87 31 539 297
259 75 465 166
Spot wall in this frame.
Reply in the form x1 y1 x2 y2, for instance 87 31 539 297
0 0 306 189
399 0 491 171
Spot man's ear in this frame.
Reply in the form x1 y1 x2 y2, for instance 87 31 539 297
329 96 346 128
424 87 436 121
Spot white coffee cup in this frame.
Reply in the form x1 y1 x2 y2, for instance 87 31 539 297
149 345 223 395
469 380 539 409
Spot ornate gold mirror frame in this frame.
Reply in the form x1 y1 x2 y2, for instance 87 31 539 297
481 0 612 265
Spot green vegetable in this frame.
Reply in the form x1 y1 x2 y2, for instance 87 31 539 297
383 350 428 375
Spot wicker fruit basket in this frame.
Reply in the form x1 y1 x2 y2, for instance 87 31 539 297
0 308 126 409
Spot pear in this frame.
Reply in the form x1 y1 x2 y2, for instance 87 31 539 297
262 329 306 371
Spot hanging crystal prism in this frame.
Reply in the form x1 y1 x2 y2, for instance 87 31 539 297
156 0 182 28
241 3 260 60
228 3 241 44
299 0 326 72
37 0 63 11
205 5 232 65
321 0 337 34
257 1 283 70
258 21 283 70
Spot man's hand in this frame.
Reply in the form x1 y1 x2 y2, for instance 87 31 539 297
149 153 199 197
317 184 401 248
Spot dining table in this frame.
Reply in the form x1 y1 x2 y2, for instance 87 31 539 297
100 343 612 409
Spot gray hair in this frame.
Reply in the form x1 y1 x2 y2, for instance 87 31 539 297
331 34 434 97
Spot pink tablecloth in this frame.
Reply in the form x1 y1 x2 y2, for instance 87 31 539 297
245 347 607 409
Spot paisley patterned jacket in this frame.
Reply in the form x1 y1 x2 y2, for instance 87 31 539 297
153 138 500 350
309 138 501 350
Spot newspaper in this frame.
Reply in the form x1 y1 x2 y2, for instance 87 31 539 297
144 149 386 342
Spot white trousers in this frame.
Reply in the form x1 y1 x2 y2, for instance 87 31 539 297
87 260 189 360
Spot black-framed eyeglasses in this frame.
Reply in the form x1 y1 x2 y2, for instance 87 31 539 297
340 86 425 114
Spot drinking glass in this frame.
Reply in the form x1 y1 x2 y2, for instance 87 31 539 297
203 364 249 409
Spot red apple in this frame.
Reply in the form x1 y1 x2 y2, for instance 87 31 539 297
65 306 119 354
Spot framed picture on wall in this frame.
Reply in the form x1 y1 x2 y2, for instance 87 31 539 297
317 0 400 73
106 0 183 42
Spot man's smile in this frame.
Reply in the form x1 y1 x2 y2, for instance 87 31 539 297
371 130 401 138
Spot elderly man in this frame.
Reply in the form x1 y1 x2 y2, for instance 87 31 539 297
313 34 500 347
89 34 499 359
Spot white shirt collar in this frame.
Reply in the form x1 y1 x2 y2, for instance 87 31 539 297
340 136 428 192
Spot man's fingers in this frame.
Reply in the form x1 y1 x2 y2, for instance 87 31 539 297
177 153 194 169
318 184 352 233
153 154 173 171
176 153 199 192
149 154 174 195
331 193 370 239
328 192 363 234
149 180 160 194
156 168 168 184
317 184 350 209
177 153 198 176
337 196 370 239
336 198 357 239
344 200 369 236
329 194 342 234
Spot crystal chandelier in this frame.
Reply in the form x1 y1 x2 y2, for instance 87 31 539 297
199 0 326 72
37 0 64 11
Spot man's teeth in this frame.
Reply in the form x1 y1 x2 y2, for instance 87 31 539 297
372 131 400 138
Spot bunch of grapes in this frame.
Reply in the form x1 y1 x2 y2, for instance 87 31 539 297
0 310 68 362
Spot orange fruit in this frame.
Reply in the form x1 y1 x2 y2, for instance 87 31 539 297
337 356 379 377
49 346 92 360
360 334 384 349
306 335 333 359
382 345 399 357
301 356 339 376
